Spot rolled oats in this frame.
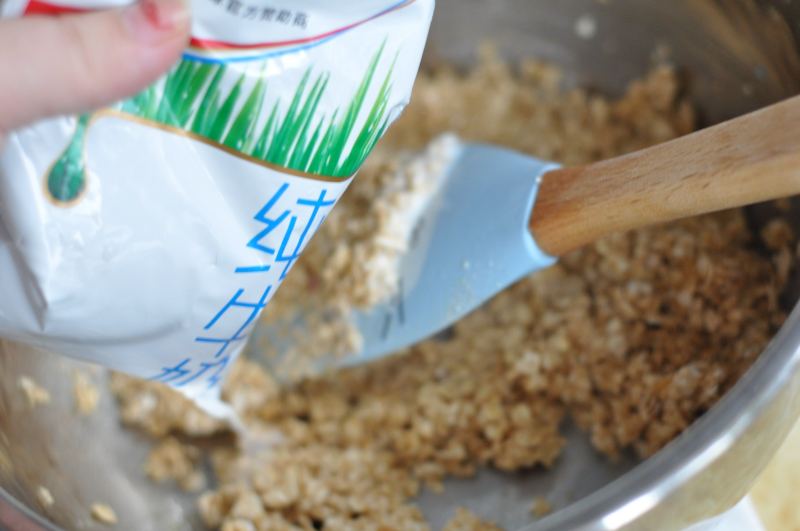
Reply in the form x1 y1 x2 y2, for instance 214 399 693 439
36 486 54 508
111 50 793 530
145 437 206 492
17 376 50 408
443 508 502 531
90 503 118 525
531 497 552 518
73 370 100 415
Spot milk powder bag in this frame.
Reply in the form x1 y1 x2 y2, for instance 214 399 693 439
0 0 434 412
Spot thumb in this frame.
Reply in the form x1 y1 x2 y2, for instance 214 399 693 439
0 0 190 134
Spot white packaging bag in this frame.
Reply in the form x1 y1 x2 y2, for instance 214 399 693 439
0 0 434 412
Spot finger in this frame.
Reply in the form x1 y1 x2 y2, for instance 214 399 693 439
0 0 190 134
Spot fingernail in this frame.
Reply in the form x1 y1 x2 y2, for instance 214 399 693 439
123 0 189 44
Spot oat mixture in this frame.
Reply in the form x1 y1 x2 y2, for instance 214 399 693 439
73 370 100 415
442 508 502 531
530 498 551 518
257 135 462 376
36 485 54 508
145 437 207 492
111 49 795 530
17 376 51 408
90 503 118 525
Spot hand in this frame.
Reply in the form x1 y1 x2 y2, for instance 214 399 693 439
0 0 190 139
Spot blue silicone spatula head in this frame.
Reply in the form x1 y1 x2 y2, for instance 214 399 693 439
246 94 800 379
246 137 559 376
346 142 558 364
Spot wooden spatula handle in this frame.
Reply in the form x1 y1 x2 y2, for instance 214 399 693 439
530 95 800 257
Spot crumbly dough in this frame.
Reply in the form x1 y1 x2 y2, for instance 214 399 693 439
255 134 462 379
145 437 206 492
73 370 100 415
531 497 552 518
90 503 118 525
442 508 502 531
111 49 794 530
110 372 226 438
17 376 50 407
36 486 54 508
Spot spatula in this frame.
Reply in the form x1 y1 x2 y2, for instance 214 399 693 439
247 94 800 376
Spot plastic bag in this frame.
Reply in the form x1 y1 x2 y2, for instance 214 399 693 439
0 0 434 412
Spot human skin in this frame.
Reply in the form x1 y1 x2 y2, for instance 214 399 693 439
0 0 190 141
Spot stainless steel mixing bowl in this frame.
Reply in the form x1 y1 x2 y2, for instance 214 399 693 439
2 1 800 530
